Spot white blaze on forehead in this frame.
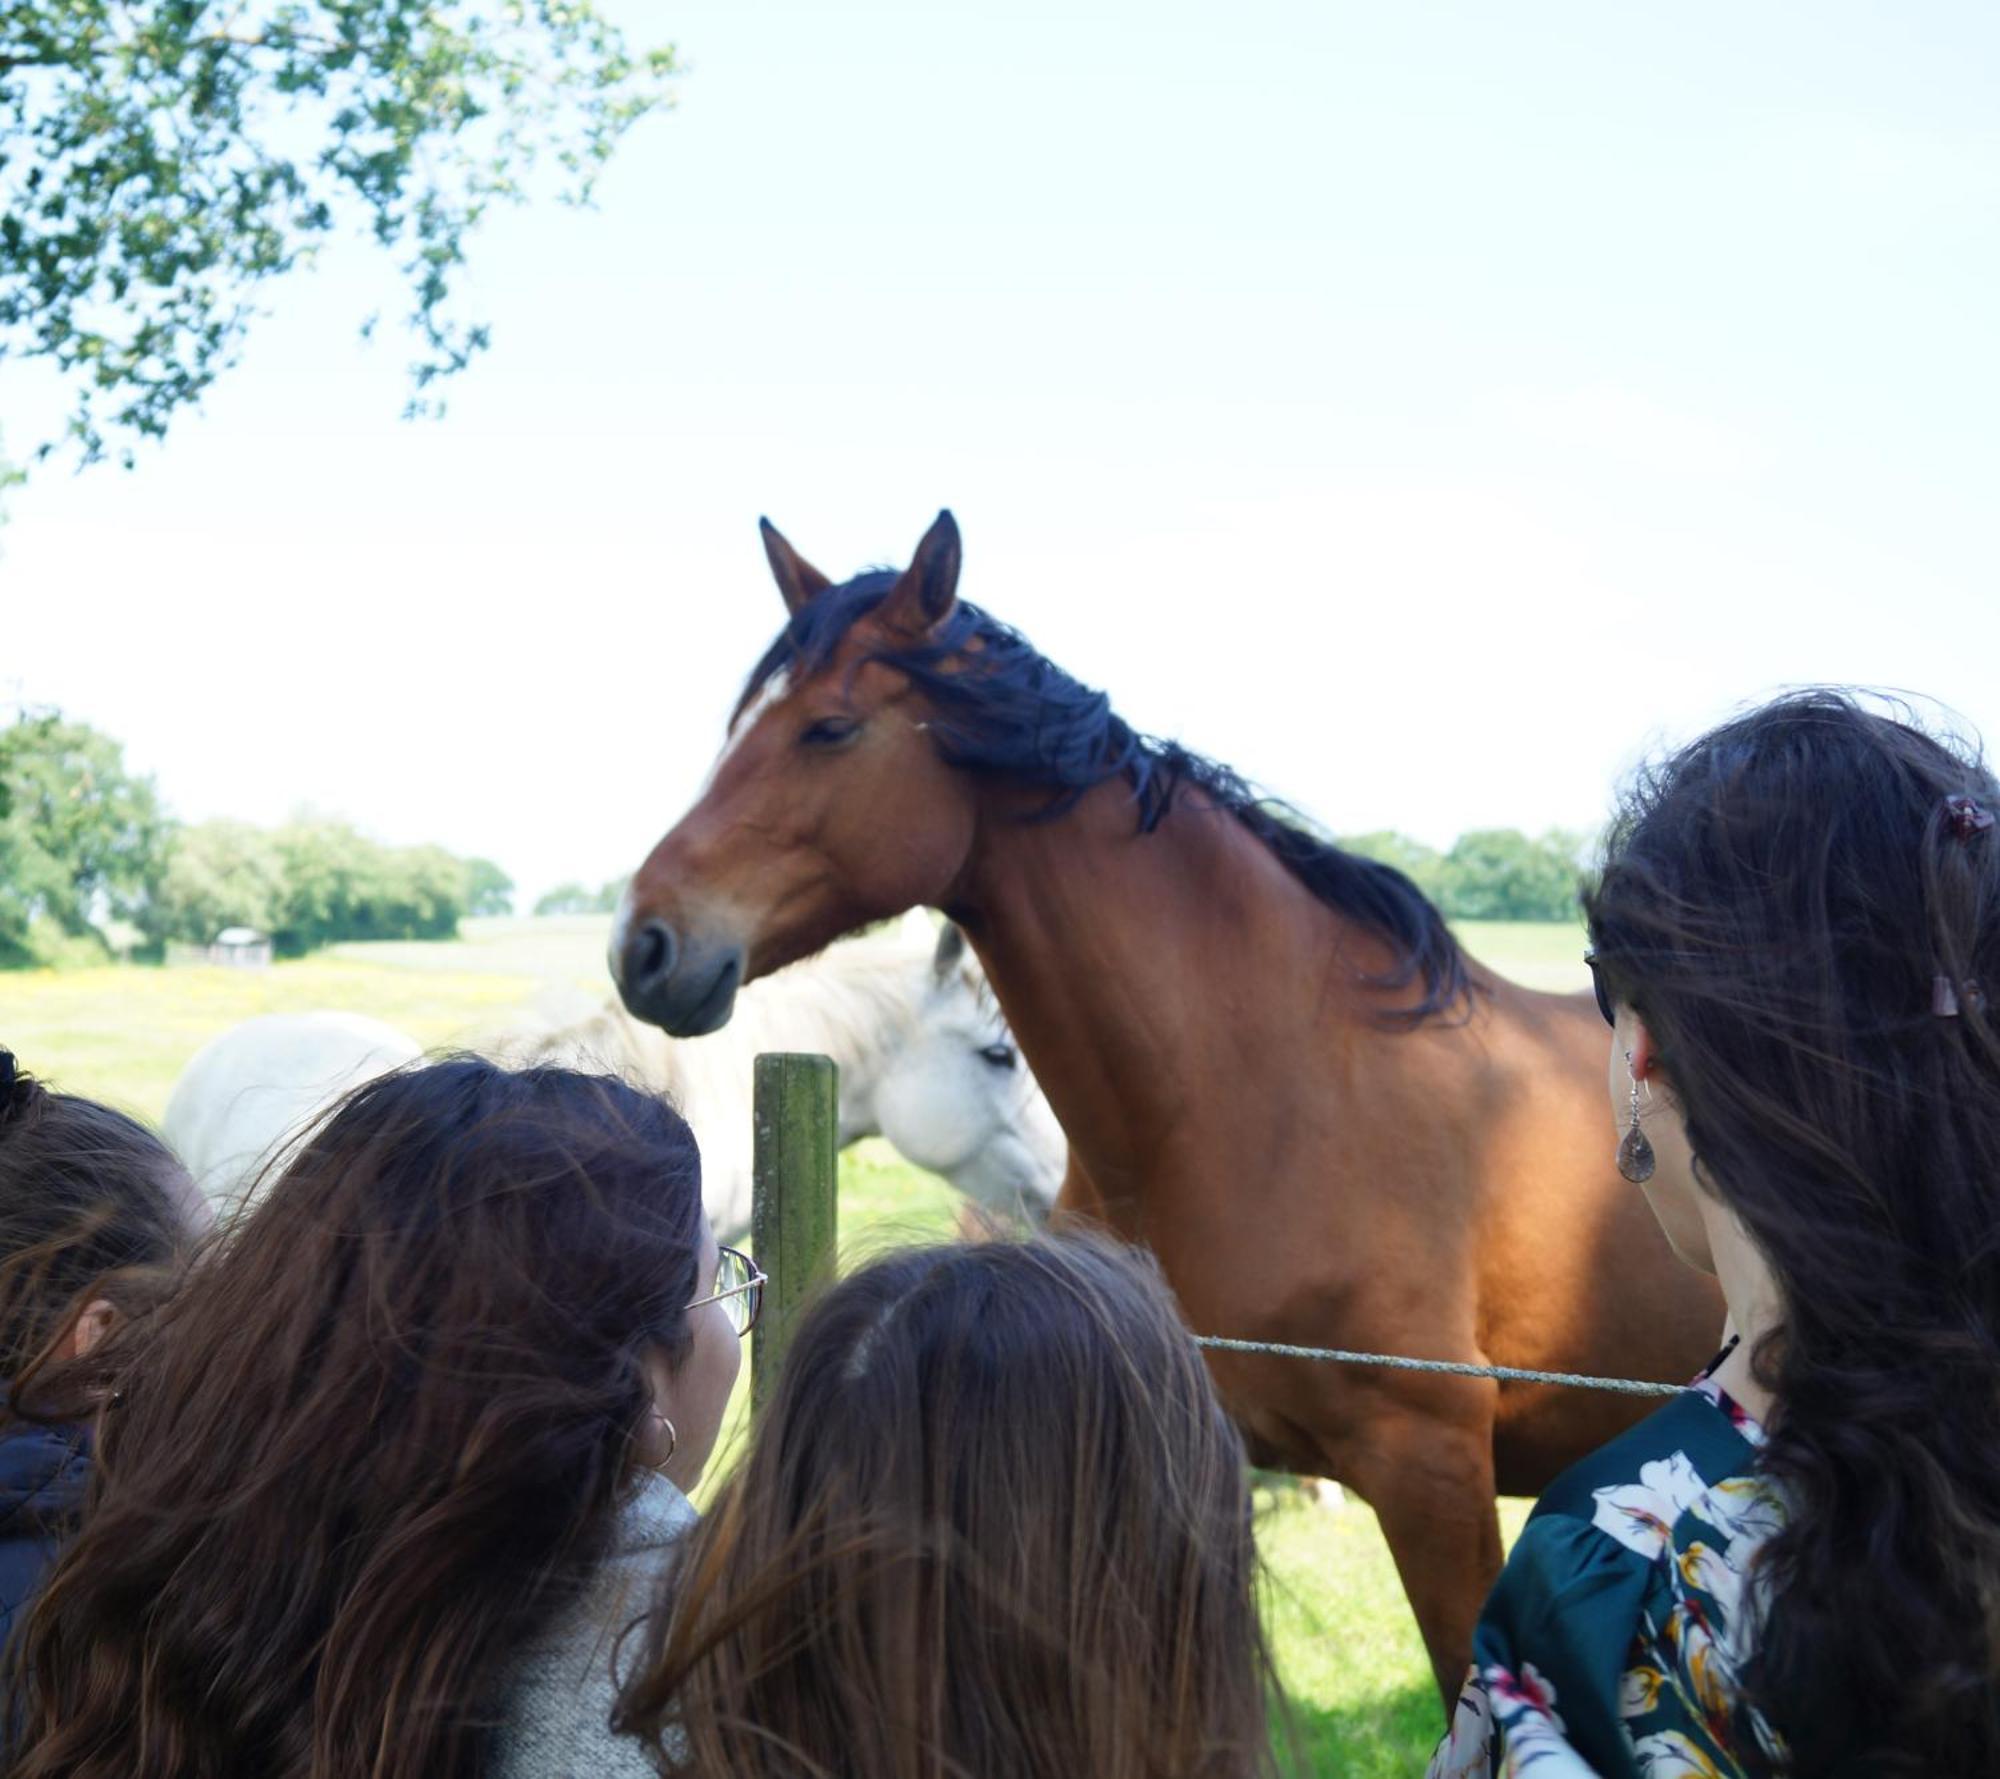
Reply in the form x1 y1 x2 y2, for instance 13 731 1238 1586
700 668 791 794
608 881 637 969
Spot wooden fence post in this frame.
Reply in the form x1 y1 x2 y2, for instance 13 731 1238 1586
752 1052 839 1415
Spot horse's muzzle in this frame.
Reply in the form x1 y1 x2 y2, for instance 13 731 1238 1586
613 919 745 1037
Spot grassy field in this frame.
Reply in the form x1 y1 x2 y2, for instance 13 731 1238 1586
1 915 1583 1774
1455 918 1593 993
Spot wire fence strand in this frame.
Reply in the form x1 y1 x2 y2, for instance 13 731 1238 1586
1193 1335 1687 1398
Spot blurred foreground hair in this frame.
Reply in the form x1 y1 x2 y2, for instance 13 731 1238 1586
7 1055 704 1779
0 1051 192 1420
619 1233 1282 1779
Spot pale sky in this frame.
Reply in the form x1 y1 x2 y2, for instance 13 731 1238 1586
5 0 1997 909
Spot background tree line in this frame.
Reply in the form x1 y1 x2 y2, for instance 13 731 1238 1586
532 878 631 918
0 709 512 968
151 820 515 954
1 708 1598 970
1341 827 1595 923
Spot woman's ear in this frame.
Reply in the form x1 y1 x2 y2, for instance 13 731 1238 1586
68 1298 118 1360
1619 1011 1665 1086
636 1348 678 1470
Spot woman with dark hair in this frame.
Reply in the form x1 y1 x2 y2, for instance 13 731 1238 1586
6 1055 750 1779
0 1050 200 1650
616 1233 1281 1779
1431 691 2000 1778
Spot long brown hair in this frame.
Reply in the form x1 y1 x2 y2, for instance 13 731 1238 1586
6 1055 705 1779
1587 691 2000 1775
617 1234 1280 1779
0 1050 193 1421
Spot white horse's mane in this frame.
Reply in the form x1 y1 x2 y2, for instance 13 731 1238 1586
506 916 940 1109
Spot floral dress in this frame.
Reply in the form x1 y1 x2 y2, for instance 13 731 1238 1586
1428 1353 1788 1779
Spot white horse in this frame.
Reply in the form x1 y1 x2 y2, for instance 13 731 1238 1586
161 918 1065 1238
160 1010 423 1206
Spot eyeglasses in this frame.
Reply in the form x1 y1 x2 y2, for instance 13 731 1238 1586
1583 950 1616 1028
687 1244 766 1338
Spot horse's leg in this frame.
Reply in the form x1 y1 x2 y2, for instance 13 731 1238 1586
1339 1403 1503 1709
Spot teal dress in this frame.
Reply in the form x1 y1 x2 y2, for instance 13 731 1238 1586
1428 1354 1788 1779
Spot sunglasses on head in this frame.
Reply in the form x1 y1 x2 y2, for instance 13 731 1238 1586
1583 950 1616 1028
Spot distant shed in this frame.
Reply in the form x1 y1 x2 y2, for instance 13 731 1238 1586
208 926 273 970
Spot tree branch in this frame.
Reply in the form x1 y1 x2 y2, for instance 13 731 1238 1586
1 28 340 74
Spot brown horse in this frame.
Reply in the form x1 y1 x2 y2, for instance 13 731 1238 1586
611 511 1724 1698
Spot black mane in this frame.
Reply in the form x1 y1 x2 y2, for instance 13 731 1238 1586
743 576 1473 1026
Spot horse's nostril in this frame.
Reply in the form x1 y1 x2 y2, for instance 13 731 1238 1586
626 919 678 992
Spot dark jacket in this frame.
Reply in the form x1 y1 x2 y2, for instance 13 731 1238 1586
0 1420 88 1651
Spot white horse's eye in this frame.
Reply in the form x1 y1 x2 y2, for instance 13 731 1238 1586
978 1042 1018 1070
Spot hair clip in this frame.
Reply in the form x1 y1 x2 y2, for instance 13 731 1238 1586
0 1050 14 1100
1945 795 1995 839
1934 975 1988 1017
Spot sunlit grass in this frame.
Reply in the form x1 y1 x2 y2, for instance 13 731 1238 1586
2 957 532 1124
1454 916 1591 993
1263 1489 1533 1774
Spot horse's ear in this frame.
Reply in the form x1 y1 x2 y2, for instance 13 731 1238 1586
879 510 961 637
760 518 832 616
933 919 967 984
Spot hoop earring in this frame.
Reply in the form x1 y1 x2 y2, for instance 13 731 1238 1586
1617 1050 1656 1184
649 1410 678 1464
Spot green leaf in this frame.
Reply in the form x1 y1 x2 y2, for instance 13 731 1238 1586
0 0 678 473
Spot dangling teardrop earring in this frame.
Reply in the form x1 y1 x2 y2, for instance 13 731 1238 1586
1617 1050 1656 1184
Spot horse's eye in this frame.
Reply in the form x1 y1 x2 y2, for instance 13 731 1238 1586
798 715 861 750
978 1042 1018 1070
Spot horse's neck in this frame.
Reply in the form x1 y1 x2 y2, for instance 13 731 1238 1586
960 783 1304 1175
955 783 1428 1189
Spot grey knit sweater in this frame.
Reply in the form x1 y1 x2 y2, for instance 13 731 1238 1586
490 1471 697 1779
